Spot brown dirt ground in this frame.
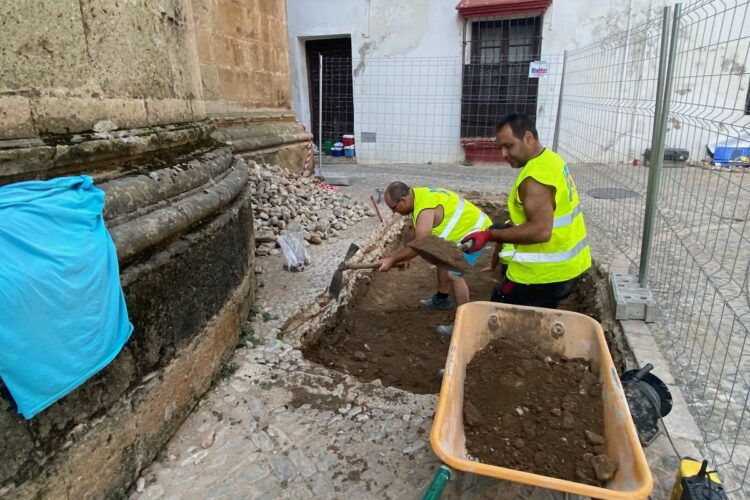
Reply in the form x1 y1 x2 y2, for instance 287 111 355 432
464 336 618 486
304 252 500 394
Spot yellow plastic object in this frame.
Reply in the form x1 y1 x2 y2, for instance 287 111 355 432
669 458 722 500
430 301 653 499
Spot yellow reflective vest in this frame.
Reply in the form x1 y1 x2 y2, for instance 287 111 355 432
507 149 591 284
411 188 492 243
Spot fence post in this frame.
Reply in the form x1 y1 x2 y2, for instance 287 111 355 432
317 53 323 177
552 50 568 152
639 4 680 287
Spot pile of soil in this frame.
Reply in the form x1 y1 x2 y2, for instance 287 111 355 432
558 271 601 322
464 336 618 487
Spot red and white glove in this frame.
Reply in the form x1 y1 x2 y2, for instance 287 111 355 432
460 230 493 254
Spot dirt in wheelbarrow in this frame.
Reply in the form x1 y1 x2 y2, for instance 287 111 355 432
464 335 619 487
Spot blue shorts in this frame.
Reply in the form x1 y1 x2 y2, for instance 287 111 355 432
450 247 484 276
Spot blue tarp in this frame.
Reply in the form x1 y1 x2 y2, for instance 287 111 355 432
0 175 133 419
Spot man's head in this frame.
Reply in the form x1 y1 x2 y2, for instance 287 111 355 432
384 181 413 215
495 113 541 169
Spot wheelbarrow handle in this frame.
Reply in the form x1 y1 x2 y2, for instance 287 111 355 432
422 465 452 500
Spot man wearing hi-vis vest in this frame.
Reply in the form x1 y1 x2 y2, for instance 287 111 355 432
462 113 591 308
378 182 493 337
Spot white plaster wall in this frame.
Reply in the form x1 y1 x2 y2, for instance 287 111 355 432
286 0 464 163
537 0 672 159
286 0 749 165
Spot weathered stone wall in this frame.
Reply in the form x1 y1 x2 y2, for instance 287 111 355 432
192 0 292 112
0 0 309 498
0 0 304 497
0 0 293 141
0 150 256 498
210 111 310 172
0 0 204 139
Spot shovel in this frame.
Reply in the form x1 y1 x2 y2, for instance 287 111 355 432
328 243 361 299
328 243 406 298
407 235 472 274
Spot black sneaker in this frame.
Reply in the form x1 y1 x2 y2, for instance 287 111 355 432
419 293 453 310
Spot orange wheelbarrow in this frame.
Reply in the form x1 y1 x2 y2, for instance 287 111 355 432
426 302 653 499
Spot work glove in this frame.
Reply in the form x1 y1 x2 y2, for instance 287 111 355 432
460 230 492 254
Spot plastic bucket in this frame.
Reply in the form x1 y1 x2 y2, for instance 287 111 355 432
343 134 355 147
430 301 653 499
332 146 343 157
323 140 333 155
344 146 355 158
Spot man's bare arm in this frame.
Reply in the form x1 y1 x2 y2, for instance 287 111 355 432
490 178 554 245
379 208 436 270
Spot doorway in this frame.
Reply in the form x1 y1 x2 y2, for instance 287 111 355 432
305 38 354 149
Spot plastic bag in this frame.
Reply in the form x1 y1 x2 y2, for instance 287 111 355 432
277 221 311 272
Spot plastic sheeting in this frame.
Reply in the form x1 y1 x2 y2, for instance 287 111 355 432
0 176 133 419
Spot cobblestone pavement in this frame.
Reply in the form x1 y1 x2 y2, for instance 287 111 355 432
131 163 683 499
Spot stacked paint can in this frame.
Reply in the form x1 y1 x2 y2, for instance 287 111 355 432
343 134 355 158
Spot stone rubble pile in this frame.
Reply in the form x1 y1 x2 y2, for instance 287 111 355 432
249 162 375 256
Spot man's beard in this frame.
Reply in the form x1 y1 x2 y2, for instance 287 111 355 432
508 156 523 168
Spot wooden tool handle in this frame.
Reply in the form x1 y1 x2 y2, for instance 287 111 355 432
346 261 406 270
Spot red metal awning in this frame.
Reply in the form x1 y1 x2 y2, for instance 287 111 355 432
455 0 552 18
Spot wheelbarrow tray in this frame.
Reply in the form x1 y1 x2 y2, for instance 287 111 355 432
430 302 653 499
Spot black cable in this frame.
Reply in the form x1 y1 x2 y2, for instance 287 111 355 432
659 414 683 461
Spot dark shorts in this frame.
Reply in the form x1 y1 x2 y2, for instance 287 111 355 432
490 277 578 309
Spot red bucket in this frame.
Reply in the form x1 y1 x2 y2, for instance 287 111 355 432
343 134 355 147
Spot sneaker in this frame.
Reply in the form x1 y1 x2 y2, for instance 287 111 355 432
419 293 453 310
436 324 454 338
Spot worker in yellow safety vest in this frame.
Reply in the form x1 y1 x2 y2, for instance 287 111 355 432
378 182 492 337
462 113 591 309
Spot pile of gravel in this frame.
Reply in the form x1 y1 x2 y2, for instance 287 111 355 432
249 162 375 256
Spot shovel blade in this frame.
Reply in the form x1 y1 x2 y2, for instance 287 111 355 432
328 268 344 298
407 236 470 274
328 243 360 298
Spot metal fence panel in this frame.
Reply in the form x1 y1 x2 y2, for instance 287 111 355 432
559 1 750 495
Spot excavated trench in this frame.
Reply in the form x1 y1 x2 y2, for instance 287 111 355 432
299 198 634 395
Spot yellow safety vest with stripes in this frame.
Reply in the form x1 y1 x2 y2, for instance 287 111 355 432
411 188 492 243
507 149 591 284
499 243 515 265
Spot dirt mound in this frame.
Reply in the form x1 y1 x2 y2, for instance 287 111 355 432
464 335 617 487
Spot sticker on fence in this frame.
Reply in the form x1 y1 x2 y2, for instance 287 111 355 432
528 61 549 78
